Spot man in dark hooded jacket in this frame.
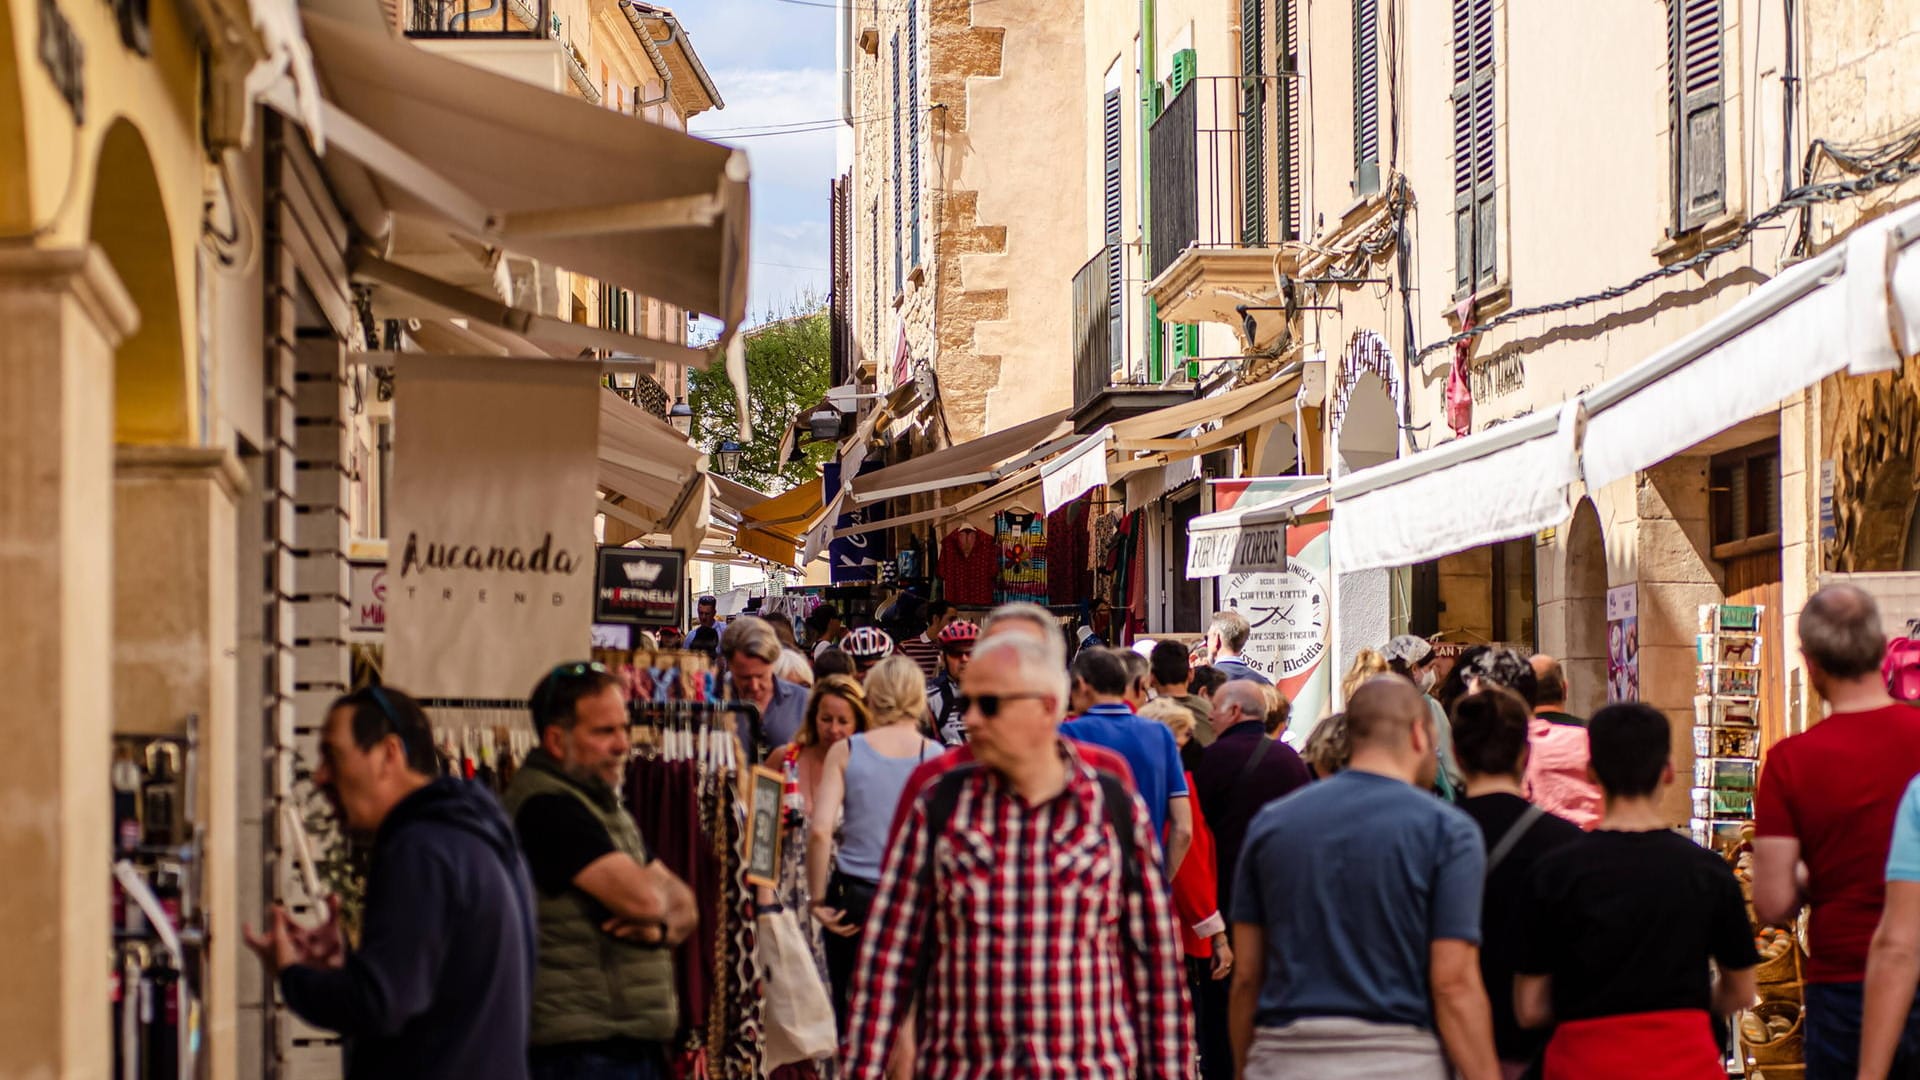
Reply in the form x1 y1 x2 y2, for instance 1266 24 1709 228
245 686 536 1080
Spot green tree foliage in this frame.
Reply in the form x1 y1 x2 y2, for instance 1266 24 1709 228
689 299 835 492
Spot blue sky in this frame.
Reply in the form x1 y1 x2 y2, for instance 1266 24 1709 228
681 0 839 324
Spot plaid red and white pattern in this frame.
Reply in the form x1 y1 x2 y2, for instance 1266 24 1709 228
841 741 1194 1079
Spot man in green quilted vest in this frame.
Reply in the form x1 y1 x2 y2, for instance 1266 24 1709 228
505 662 698 1080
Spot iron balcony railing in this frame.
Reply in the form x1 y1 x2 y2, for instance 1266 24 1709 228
408 0 551 38
1149 75 1292 280
1072 245 1123 414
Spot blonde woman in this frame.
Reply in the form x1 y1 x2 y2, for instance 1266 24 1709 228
1340 647 1391 703
777 674 869 813
808 654 943 1031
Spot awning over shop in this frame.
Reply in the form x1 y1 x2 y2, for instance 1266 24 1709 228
1583 203 1920 490
1186 483 1328 578
1331 402 1584 573
597 390 707 545
1105 373 1299 479
292 11 747 332
847 408 1076 506
737 478 832 568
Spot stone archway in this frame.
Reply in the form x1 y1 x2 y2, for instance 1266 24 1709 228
0 0 31 233
90 118 190 445
1561 498 1609 717
1333 330 1401 473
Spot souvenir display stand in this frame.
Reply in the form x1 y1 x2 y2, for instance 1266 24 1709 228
111 716 209 1080
1693 604 1806 1078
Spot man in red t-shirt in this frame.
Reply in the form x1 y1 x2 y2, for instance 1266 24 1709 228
1753 584 1920 1080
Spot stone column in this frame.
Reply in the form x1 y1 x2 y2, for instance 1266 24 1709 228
0 247 136 1079
113 446 246 1080
1634 459 1725 824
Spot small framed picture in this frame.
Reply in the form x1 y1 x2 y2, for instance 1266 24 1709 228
1713 759 1758 791
1713 728 1760 759
1713 667 1761 698
1692 788 1713 820
1711 789 1754 817
745 765 785 889
1714 699 1760 727
1693 727 1712 757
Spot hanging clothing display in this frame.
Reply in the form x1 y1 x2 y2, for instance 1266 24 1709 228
992 510 1047 606
623 700 764 1080
939 525 997 606
1047 498 1093 606
1093 510 1121 605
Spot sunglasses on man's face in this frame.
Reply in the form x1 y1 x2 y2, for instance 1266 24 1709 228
957 692 1049 718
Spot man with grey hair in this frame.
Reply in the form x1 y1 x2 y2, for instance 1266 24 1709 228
844 633 1194 1079
1196 677 1311 917
981 600 1068 668
884 604 1139 839
1208 609 1273 685
1752 584 1920 1078
720 615 807 759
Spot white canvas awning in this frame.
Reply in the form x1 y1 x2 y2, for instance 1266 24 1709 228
1331 403 1585 573
1584 201 1920 490
847 409 1076 506
1186 483 1327 578
290 10 748 332
597 391 707 544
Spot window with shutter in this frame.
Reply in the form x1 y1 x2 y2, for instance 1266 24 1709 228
1240 0 1266 246
1170 49 1199 372
1353 0 1380 196
1451 0 1496 294
1103 86 1125 377
1669 0 1725 233
907 0 922 267
891 32 903 294
1280 0 1301 241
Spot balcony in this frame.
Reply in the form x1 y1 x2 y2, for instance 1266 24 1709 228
1145 75 1299 352
407 0 551 37
1071 245 1194 432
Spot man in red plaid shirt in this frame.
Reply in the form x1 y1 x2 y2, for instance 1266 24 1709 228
841 631 1195 1079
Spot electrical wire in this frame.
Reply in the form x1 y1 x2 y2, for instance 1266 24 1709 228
1413 155 1920 365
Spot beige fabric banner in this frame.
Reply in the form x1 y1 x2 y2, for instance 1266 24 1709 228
385 355 601 701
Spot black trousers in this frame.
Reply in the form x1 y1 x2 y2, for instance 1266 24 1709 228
1187 954 1233 1080
822 871 879 1036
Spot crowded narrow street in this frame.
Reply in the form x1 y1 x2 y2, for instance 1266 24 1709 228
8 0 1920 1078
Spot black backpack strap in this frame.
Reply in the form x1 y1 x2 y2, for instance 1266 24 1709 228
910 763 981 1008
1234 735 1275 791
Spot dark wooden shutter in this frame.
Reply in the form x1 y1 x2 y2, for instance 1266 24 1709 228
907 0 922 267
1280 0 1301 240
1353 0 1380 196
891 31 903 293
1671 0 1725 232
1240 0 1267 246
1451 0 1495 293
1103 86 1125 374
1470 0 1495 286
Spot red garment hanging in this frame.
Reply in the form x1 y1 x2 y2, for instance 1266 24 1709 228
940 525 996 606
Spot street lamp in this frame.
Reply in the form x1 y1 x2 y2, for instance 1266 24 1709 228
715 439 743 476
668 397 693 437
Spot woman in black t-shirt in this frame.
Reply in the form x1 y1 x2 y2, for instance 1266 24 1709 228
1513 703 1759 1080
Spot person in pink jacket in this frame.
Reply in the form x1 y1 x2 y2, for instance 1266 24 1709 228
1524 656 1602 830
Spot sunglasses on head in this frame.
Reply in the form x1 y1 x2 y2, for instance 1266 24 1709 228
956 692 1049 718
542 660 608 699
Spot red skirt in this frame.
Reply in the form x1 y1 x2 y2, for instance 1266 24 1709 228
1542 1009 1724 1080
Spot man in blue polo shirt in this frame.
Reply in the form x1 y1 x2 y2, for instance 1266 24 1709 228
1062 646 1194 874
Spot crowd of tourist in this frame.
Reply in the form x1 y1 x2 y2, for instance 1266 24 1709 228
241 584 1920 1080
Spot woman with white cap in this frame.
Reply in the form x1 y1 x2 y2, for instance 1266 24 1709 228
1379 634 1463 799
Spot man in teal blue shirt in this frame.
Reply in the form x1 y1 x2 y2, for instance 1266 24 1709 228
1859 774 1920 1078
1062 647 1193 874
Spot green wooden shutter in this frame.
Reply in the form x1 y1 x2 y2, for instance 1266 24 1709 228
1670 0 1725 232
1279 0 1300 240
1353 0 1380 196
1171 48 1196 93
1240 0 1266 246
